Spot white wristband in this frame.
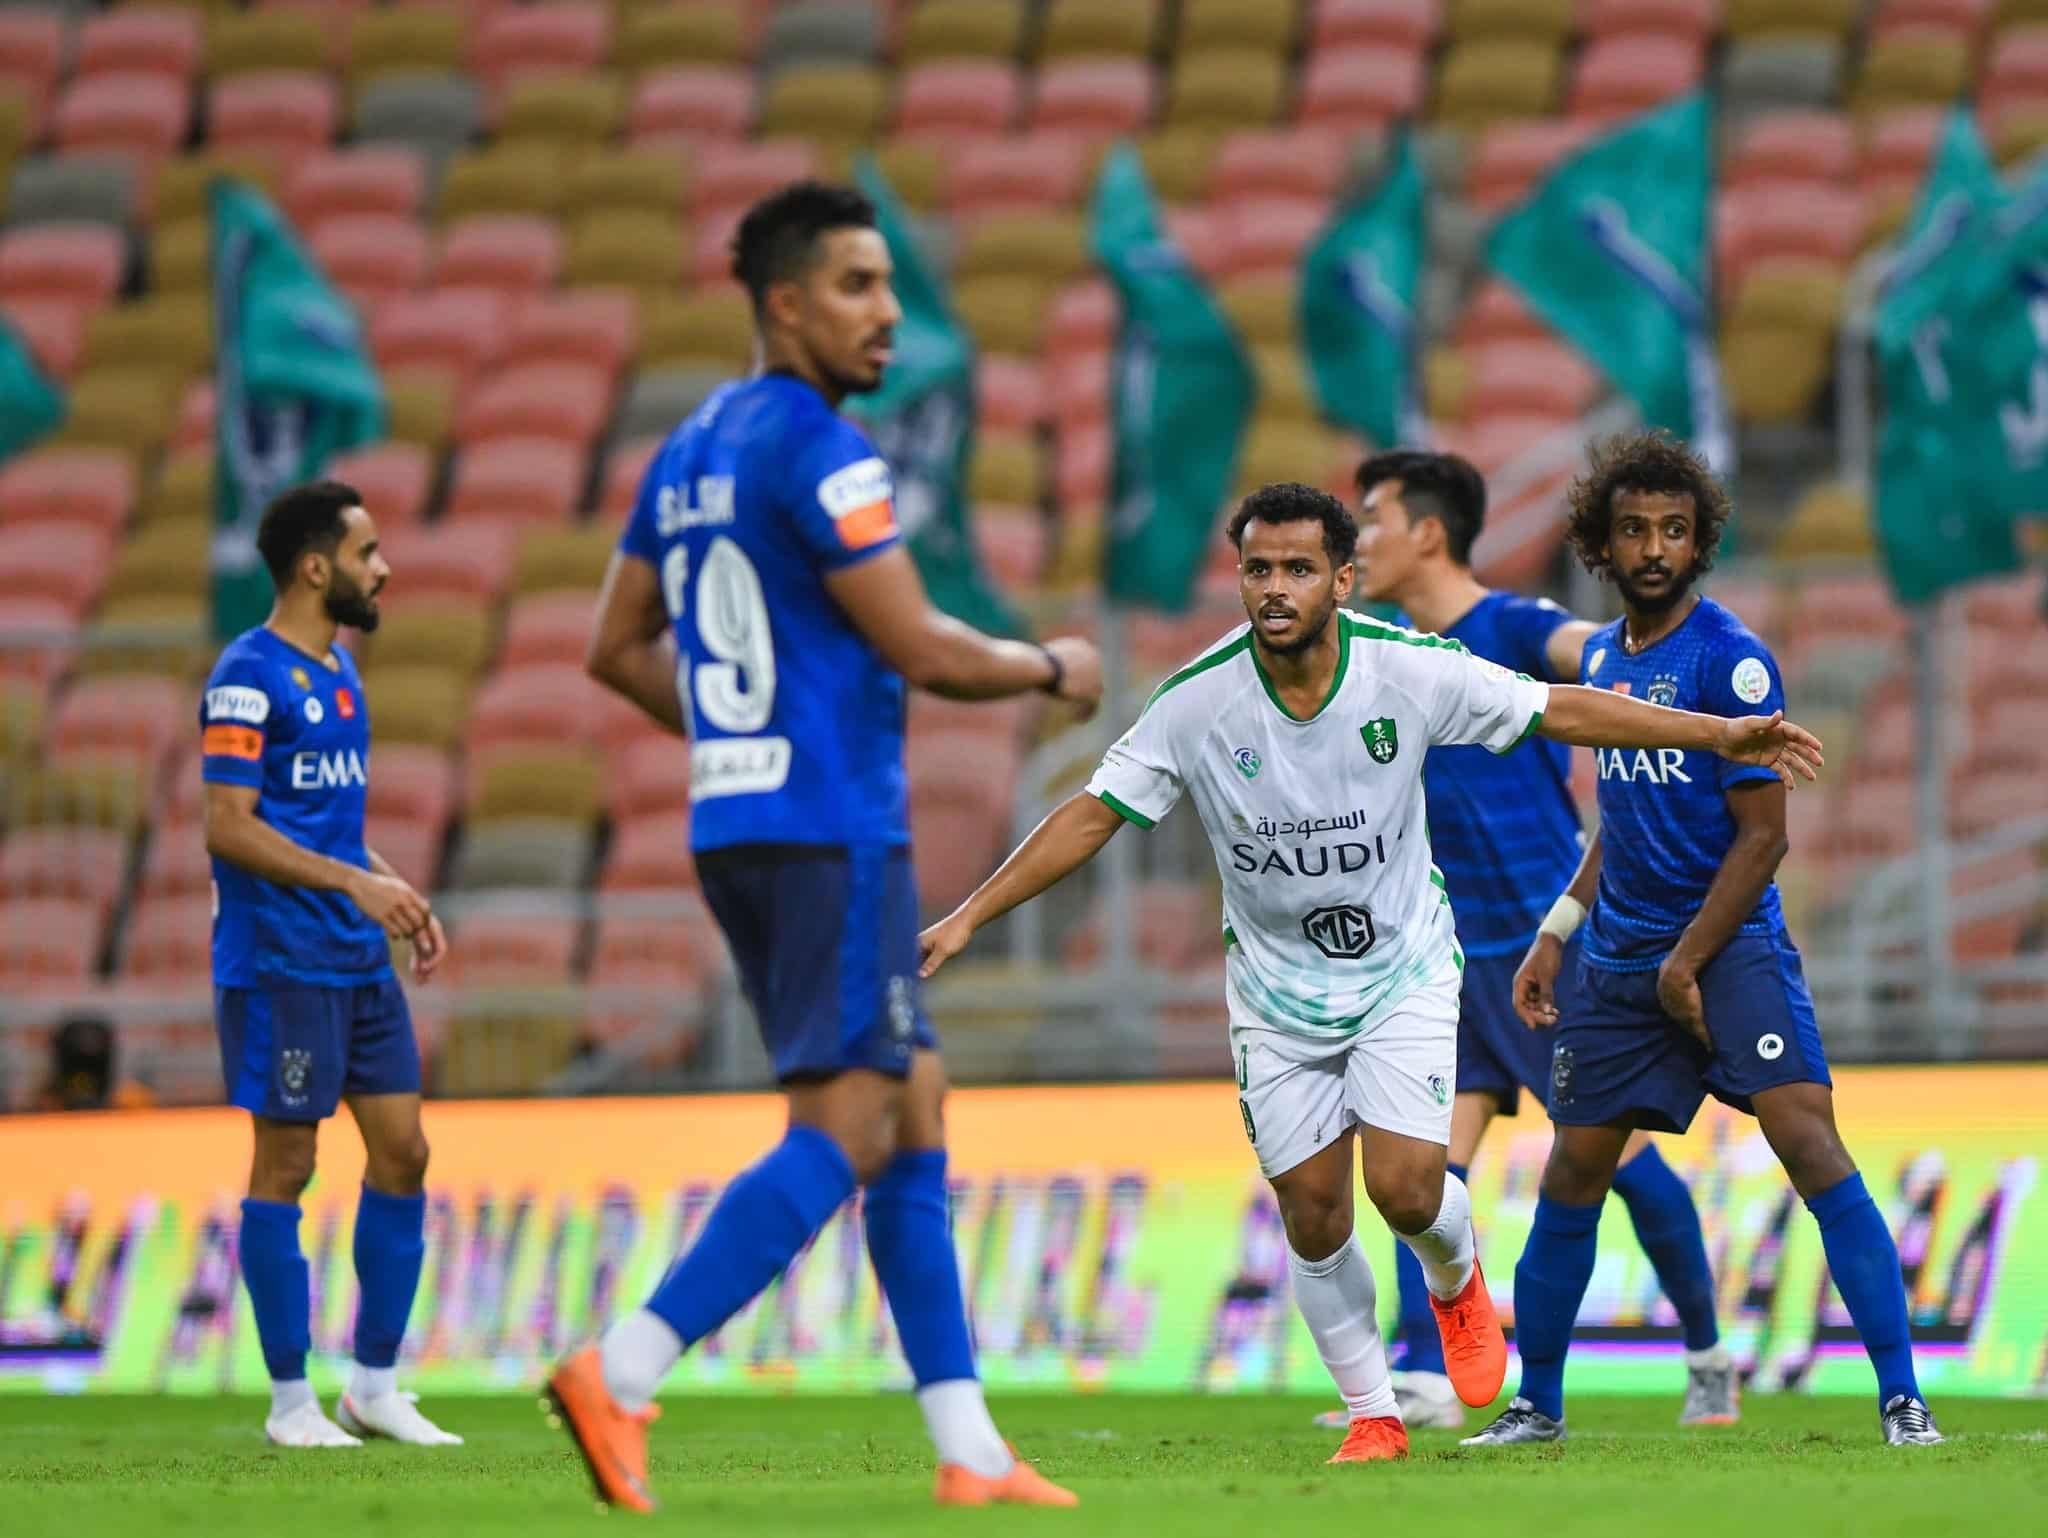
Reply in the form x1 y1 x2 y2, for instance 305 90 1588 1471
1538 894 1586 943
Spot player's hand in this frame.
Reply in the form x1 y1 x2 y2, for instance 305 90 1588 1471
1043 636 1103 716
1513 934 1565 1029
1656 956 1711 1048
918 912 975 979
409 911 448 982
1716 710 1824 788
348 870 433 944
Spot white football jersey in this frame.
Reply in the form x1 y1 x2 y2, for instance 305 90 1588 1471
1086 611 1551 1043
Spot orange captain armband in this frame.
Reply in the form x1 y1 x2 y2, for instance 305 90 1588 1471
203 724 264 760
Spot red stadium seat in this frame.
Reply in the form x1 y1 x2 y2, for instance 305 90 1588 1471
1046 279 1119 364
1046 348 1109 435
1062 880 1219 971
169 379 215 459
502 591 596 669
0 13 61 135
122 895 214 981
457 362 613 450
0 596 76 687
1165 204 1227 276
1870 0 1991 43
1961 572 2046 630
1309 0 1440 50
160 750 204 829
689 139 818 217
1716 182 1865 293
208 72 341 168
1860 106 1947 194
598 435 662 524
0 224 124 310
365 742 458 830
0 826 130 923
896 61 1022 139
329 443 434 527
435 215 564 299
284 148 427 228
445 912 581 985
976 504 1048 594
53 73 191 164
628 66 754 144
310 215 430 314
470 2 612 93
1 297 87 382
690 209 747 284
503 290 638 376
1579 0 1719 43
139 820 212 901
466 662 607 750
1212 197 1327 281
1029 60 1156 141
0 449 136 534
1466 118 1596 213
1297 45 1427 132
76 10 202 82
977 354 1048 434
1568 36 1705 124
601 809 698 892
378 522 516 602
1456 280 1551 348
363 812 440 892
1724 111 1857 188
371 289 510 392
0 524 114 616
1211 130 1350 207
589 907 720 989
444 440 585 526
1464 339 1604 420
1053 420 1111 510
947 136 1088 219
607 736 691 821
0 897 100 988
1985 26 2048 98
51 675 185 771
1786 574 1905 650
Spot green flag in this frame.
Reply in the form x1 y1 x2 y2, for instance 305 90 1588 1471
1299 129 1426 447
846 157 1021 637
0 314 63 464
1872 111 2029 603
1486 93 1730 472
211 179 385 640
1089 142 1255 612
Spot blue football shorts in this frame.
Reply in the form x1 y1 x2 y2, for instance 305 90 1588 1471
215 976 420 1123
1455 935 1586 1116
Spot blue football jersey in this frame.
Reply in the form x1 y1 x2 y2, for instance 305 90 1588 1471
199 628 391 987
618 373 910 852
1418 593 1587 958
1580 596 1787 972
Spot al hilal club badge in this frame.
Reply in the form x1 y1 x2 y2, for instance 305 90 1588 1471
1361 717 1398 764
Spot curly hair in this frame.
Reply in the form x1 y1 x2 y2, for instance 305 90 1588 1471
1564 430 1732 580
1227 481 1358 570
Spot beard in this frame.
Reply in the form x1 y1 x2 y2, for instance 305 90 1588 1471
1613 560 1699 616
1257 596 1338 658
326 572 381 632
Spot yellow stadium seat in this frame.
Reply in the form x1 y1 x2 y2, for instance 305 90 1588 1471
1725 0 1856 40
208 9 330 78
77 596 210 680
565 148 688 221
1039 0 1159 60
1136 128 1220 204
969 430 1046 507
472 747 604 824
1722 326 1834 424
154 151 284 225
437 145 574 221
617 3 746 71
150 218 209 292
140 452 211 527
349 8 467 87
1251 344 1316 426
1727 261 1847 335
1447 0 1573 44
955 275 1055 355
1233 419 1343 496
1423 346 1473 425
563 210 685 294
1177 0 1297 55
1993 106 2048 168
642 289 755 372
83 296 212 378
1852 37 1971 117
1165 50 1286 131
1435 43 1564 131
1774 481 1872 559
513 526 616 597
955 213 1087 285
369 605 497 682
869 140 946 211
757 64 887 142
101 521 210 606
900 0 1028 64
498 75 625 150
361 665 470 749
0 680 43 766
1217 276 1297 347
53 369 184 456
384 370 456 453
11 760 152 833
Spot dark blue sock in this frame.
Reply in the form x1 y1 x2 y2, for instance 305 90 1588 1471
646 1125 855 1347
239 1198 311 1382
1391 1160 1466 1375
1611 1144 1720 1352
864 1149 977 1384
1806 1171 1919 1408
1513 1194 1601 1422
352 1184 426 1370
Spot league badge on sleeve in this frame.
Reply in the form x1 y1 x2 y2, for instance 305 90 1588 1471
1731 657 1771 705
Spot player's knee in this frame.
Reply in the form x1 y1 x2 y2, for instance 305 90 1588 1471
1769 1117 1854 1197
371 1130 430 1195
1362 1173 1439 1239
1540 1144 1616 1206
1275 1187 1351 1261
252 1139 317 1202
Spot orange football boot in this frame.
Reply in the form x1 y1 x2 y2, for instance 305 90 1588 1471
1431 1259 1509 1408
1328 1415 1410 1464
543 1345 660 1514
933 1446 1079 1508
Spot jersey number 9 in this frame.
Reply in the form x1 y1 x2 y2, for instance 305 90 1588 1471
659 534 778 735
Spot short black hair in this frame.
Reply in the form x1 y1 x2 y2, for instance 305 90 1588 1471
730 180 878 315
256 479 362 590
1354 450 1487 565
1227 482 1358 570
1565 430 1732 579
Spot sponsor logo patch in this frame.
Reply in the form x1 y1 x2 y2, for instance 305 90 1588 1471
202 724 264 760
203 685 269 725
1731 656 1771 705
1232 746 1261 779
303 696 325 724
335 688 356 719
1757 1032 1785 1061
816 456 897 550
290 749 367 789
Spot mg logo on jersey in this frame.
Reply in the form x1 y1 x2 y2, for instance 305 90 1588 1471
1596 746 1694 785
1360 718 1399 764
290 749 367 790
1302 904 1376 960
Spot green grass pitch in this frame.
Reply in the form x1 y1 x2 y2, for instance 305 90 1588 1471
4 1392 2043 1538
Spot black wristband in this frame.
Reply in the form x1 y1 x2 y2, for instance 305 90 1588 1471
1034 642 1064 696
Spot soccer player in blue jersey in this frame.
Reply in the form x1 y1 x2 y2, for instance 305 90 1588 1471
1462 431 1943 1448
544 182 1101 1512
200 480 459 1449
1347 451 1732 1431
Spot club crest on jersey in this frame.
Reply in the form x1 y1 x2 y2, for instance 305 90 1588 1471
1647 676 1679 707
1360 717 1398 764
1232 746 1261 779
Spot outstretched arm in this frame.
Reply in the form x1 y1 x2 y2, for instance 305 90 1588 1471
919 792 1126 977
1543 619 1599 683
1536 685 1824 787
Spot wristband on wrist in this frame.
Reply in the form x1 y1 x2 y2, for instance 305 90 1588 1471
1035 642 1064 696
1538 893 1586 943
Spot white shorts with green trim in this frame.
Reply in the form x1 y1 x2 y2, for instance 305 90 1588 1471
1226 967 1461 1178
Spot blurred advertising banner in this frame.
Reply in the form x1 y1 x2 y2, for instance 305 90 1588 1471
1 1070 2041 1397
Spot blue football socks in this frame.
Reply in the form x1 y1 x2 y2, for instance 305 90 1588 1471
1513 1193 1602 1421
1391 1160 1466 1375
1806 1171 1920 1408
352 1184 426 1371
1612 1143 1721 1352
863 1149 977 1384
645 1124 856 1347
239 1198 311 1383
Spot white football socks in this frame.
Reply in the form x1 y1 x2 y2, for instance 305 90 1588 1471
915 1378 1014 1478
347 1364 397 1403
270 1377 317 1418
600 1308 684 1413
1396 1169 1477 1302
1288 1236 1399 1421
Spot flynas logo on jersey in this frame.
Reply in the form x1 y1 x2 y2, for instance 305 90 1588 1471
1302 904 1376 960
1232 747 1261 779
1596 747 1693 785
1361 717 1398 764
203 686 268 725
290 749 366 790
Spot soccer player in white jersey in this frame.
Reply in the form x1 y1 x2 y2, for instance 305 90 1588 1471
919 482 1824 1463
